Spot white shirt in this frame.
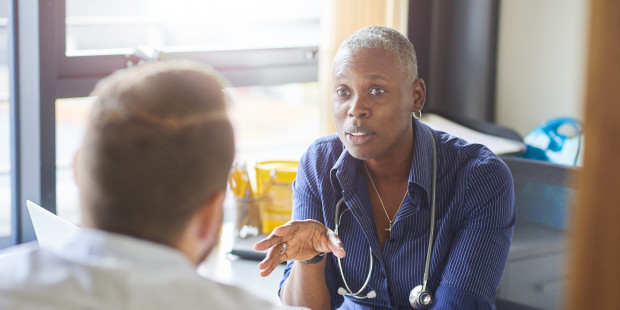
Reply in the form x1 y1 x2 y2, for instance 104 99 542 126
0 229 283 310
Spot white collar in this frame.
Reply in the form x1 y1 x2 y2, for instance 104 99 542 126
56 228 195 270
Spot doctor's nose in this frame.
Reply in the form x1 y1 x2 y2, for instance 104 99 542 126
348 96 370 118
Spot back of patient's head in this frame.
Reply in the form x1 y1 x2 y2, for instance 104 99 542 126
76 60 234 246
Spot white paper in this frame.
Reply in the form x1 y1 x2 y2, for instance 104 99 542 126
421 114 526 155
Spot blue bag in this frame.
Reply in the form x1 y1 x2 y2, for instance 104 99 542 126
521 117 583 166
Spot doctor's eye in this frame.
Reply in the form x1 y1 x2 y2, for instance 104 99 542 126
336 87 351 97
369 88 385 96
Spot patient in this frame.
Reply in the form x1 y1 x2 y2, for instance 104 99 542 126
0 61 283 309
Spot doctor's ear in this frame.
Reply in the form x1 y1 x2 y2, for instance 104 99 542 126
412 79 426 112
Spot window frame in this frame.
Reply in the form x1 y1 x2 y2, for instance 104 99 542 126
6 0 318 247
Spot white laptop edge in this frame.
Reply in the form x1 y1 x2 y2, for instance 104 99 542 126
26 200 80 248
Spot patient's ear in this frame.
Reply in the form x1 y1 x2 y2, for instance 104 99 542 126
196 189 226 241
178 189 226 265
73 149 81 187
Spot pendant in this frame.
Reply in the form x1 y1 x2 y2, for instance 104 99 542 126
385 224 392 232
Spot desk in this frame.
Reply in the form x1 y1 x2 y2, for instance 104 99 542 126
421 113 526 155
199 223 285 305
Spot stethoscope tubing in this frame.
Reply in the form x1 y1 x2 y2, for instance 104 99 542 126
333 124 438 303
335 200 375 299
421 125 437 291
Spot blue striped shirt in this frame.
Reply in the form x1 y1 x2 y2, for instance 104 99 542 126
280 119 516 309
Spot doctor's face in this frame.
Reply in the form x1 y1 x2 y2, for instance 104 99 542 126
331 47 422 161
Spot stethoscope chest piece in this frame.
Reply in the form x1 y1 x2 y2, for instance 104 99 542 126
409 284 432 309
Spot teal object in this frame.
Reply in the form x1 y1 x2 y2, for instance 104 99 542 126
522 117 583 166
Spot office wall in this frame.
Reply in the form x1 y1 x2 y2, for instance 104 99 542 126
495 0 589 136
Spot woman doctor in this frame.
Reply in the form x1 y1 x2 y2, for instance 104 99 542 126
254 26 515 309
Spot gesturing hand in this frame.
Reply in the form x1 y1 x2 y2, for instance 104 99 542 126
253 219 346 277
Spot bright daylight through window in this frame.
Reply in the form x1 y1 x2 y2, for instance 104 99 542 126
55 0 322 225
0 1 11 243
66 0 320 54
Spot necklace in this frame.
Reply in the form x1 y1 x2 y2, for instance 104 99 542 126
364 163 409 232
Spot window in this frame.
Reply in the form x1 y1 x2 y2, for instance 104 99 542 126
0 0 11 246
229 82 321 162
66 0 320 54
55 83 320 225
52 1 322 225
60 0 320 89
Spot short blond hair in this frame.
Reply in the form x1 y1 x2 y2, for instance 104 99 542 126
77 60 234 245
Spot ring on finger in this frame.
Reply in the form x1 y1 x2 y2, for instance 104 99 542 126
280 242 288 254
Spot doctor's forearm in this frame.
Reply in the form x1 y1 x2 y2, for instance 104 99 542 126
281 261 331 310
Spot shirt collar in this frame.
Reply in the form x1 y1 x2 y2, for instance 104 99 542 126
329 143 355 193
330 117 435 208
58 228 196 270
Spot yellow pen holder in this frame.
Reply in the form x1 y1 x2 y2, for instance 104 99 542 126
255 160 298 235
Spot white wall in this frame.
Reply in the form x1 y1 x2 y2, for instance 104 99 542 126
495 0 589 136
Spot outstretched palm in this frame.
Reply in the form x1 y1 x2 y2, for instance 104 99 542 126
254 219 346 277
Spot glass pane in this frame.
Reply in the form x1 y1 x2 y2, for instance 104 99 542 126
229 82 321 163
55 82 321 225
56 98 94 225
66 0 320 55
0 1 11 242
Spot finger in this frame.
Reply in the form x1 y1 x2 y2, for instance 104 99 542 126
259 261 279 277
271 221 300 237
278 251 290 262
257 242 286 269
254 221 302 251
258 253 279 277
253 234 283 251
258 245 285 277
326 230 346 258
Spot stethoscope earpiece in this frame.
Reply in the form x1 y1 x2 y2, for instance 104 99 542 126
337 287 376 299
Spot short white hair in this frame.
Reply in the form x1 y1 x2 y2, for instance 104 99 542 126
337 26 419 81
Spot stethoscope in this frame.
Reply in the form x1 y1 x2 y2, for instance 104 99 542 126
334 125 438 309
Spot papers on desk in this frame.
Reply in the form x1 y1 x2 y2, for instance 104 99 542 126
421 114 526 155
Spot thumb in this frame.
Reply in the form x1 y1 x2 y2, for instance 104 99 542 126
326 229 346 258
